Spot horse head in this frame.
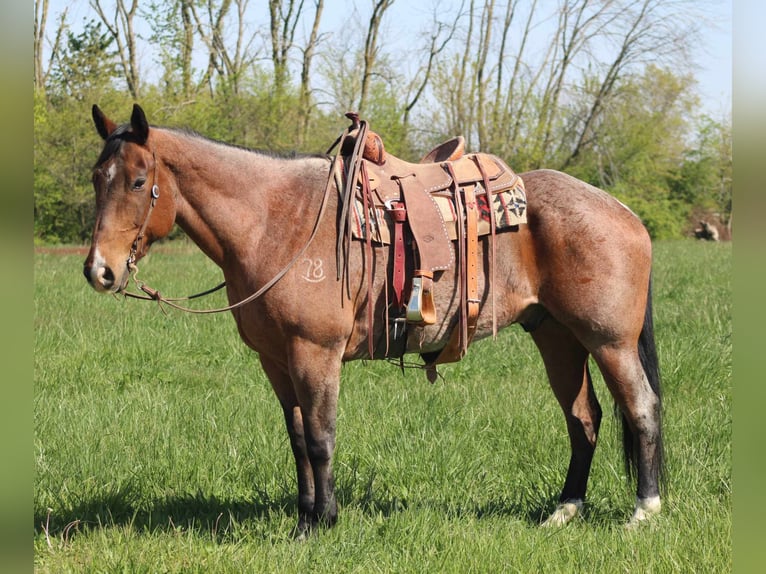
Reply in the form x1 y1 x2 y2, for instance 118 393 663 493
84 104 176 292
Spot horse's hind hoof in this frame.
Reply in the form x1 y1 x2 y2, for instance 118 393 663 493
541 499 583 527
625 496 661 529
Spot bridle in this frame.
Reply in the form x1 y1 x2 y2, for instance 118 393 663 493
120 147 343 314
126 151 161 270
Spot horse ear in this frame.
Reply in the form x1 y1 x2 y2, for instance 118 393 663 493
130 103 150 144
92 105 117 140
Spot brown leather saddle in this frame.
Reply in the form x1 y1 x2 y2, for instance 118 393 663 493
334 113 527 372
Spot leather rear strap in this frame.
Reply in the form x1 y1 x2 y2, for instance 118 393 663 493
432 163 481 366
472 154 498 339
463 180 481 342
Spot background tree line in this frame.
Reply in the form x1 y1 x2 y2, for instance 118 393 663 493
33 0 731 243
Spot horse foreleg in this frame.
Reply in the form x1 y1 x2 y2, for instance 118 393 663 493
591 344 663 527
530 318 602 527
287 341 342 534
260 357 316 537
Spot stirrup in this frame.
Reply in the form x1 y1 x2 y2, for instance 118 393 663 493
406 276 424 323
406 271 436 325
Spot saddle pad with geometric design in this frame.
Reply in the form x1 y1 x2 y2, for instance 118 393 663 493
350 176 527 245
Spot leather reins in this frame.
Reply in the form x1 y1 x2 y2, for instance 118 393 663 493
121 147 343 314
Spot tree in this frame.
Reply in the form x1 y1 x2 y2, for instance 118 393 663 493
297 0 325 145
91 0 142 99
670 114 732 233
47 19 120 101
426 0 702 170
567 65 699 239
400 4 460 132
34 0 49 92
269 0 327 144
187 0 260 96
144 0 197 100
358 0 396 115
32 0 730 243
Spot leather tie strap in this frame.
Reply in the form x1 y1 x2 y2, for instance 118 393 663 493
387 199 408 311
336 116 368 284
360 161 376 359
471 154 498 339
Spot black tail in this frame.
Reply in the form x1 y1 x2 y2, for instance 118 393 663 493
619 275 666 492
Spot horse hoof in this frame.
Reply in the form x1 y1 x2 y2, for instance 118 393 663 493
542 500 583 527
291 520 313 541
625 496 661 529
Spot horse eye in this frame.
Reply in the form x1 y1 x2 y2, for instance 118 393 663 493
132 177 146 191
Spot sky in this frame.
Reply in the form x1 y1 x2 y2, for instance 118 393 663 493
42 0 732 118
692 0 733 117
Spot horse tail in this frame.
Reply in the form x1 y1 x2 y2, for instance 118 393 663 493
618 274 666 492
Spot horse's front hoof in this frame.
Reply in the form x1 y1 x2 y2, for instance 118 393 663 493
291 520 313 541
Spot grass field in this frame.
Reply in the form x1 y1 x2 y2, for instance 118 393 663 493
34 240 731 573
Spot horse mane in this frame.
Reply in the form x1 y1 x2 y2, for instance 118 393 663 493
163 126 330 162
94 123 329 169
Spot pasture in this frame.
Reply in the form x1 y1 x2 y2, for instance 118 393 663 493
34 239 731 573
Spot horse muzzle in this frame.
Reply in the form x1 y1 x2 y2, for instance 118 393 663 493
83 249 130 293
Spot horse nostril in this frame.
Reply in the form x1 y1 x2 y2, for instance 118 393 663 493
83 265 92 283
101 266 115 286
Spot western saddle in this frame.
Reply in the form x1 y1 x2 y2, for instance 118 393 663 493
331 113 527 378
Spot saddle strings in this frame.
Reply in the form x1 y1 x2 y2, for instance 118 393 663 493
335 116 369 289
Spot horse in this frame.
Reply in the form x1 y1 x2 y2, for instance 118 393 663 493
83 104 664 537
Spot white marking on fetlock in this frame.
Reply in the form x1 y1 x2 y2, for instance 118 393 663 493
542 499 583 527
626 496 661 528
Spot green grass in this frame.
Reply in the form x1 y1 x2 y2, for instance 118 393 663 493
34 240 731 573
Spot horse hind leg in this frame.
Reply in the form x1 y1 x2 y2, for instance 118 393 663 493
591 332 664 528
530 317 602 526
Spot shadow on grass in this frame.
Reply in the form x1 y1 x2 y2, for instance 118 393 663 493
34 486 297 543
438 497 631 526
35 482 630 544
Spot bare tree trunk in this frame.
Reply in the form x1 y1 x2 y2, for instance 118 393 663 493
490 0 516 142
34 0 49 92
402 6 461 130
454 0 476 145
533 0 611 166
475 0 495 150
189 0 232 95
180 0 194 98
506 0 547 151
358 0 395 115
560 0 656 169
91 0 141 100
298 0 325 145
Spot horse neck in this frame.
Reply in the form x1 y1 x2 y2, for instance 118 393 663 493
154 129 330 269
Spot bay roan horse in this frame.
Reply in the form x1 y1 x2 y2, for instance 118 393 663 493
84 104 664 536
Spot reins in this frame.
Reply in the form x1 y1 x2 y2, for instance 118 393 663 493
121 145 344 314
